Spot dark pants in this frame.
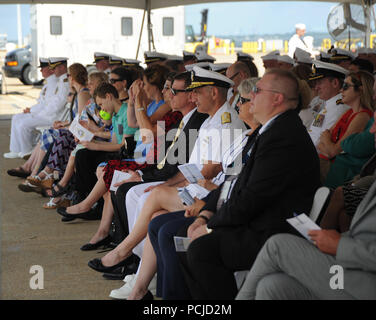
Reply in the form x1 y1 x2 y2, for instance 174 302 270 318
74 149 117 199
110 181 144 244
185 231 240 300
148 211 194 300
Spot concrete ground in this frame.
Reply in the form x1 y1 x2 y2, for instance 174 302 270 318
0 78 124 300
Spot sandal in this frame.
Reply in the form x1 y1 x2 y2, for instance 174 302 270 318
43 197 71 210
27 170 54 189
50 183 70 198
7 167 31 178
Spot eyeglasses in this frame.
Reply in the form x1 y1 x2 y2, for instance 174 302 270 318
109 78 123 84
163 84 170 90
342 82 357 91
252 86 298 101
239 96 251 104
229 72 239 80
170 88 188 96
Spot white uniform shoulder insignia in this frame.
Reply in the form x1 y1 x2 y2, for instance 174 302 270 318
221 112 231 124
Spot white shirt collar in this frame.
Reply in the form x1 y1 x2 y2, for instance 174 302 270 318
325 93 342 106
259 112 284 135
181 107 197 129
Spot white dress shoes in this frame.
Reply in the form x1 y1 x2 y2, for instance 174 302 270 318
4 152 21 159
109 274 157 299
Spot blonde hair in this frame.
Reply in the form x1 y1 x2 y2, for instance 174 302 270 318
348 71 375 111
89 71 109 84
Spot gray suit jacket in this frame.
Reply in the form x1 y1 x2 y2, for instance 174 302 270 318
336 179 376 299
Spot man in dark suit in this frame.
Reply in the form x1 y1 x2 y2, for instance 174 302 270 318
181 68 321 299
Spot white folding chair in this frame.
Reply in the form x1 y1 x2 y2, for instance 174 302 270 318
309 186 330 222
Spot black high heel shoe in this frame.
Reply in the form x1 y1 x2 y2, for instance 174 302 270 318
80 235 112 251
88 255 133 273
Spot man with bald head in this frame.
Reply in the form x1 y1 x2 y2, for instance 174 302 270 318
183 68 320 299
226 61 252 110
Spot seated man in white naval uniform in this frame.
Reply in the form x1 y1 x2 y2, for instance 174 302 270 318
4 58 59 159
307 60 350 149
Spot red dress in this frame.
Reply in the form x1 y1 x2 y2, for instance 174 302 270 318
319 108 373 160
103 110 183 190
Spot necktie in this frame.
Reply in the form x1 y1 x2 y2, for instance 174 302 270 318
157 120 184 169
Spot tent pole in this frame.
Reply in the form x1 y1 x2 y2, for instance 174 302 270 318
136 9 146 59
364 0 371 47
147 0 151 51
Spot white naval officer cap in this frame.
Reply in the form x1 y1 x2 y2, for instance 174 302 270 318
48 57 68 69
309 60 348 81
209 63 232 75
93 52 111 63
183 51 197 62
294 48 312 64
186 66 234 90
261 50 280 61
237 52 254 61
144 51 168 64
195 51 216 62
328 48 356 62
122 58 141 67
277 55 295 65
185 62 211 72
109 55 124 65
165 54 184 61
295 23 306 30
38 57 49 68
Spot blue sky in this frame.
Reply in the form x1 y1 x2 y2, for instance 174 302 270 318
0 2 338 41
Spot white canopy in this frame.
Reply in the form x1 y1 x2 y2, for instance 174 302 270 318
0 0 373 10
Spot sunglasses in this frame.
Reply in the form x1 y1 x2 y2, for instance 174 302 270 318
109 78 123 84
252 86 298 101
170 88 188 96
229 72 239 80
239 96 251 104
342 82 357 91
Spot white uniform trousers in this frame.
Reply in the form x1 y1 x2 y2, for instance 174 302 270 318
125 181 164 258
9 113 52 154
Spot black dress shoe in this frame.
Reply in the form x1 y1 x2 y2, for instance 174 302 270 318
57 207 100 221
7 168 31 178
102 254 140 280
80 235 112 251
88 255 134 273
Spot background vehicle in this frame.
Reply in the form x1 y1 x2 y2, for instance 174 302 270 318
185 8 209 53
2 45 41 85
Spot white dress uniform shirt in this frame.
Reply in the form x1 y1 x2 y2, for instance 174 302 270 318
38 73 70 122
308 93 350 148
30 74 58 115
288 34 309 58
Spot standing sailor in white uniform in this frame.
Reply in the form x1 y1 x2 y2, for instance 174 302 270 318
4 58 57 159
288 23 309 58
